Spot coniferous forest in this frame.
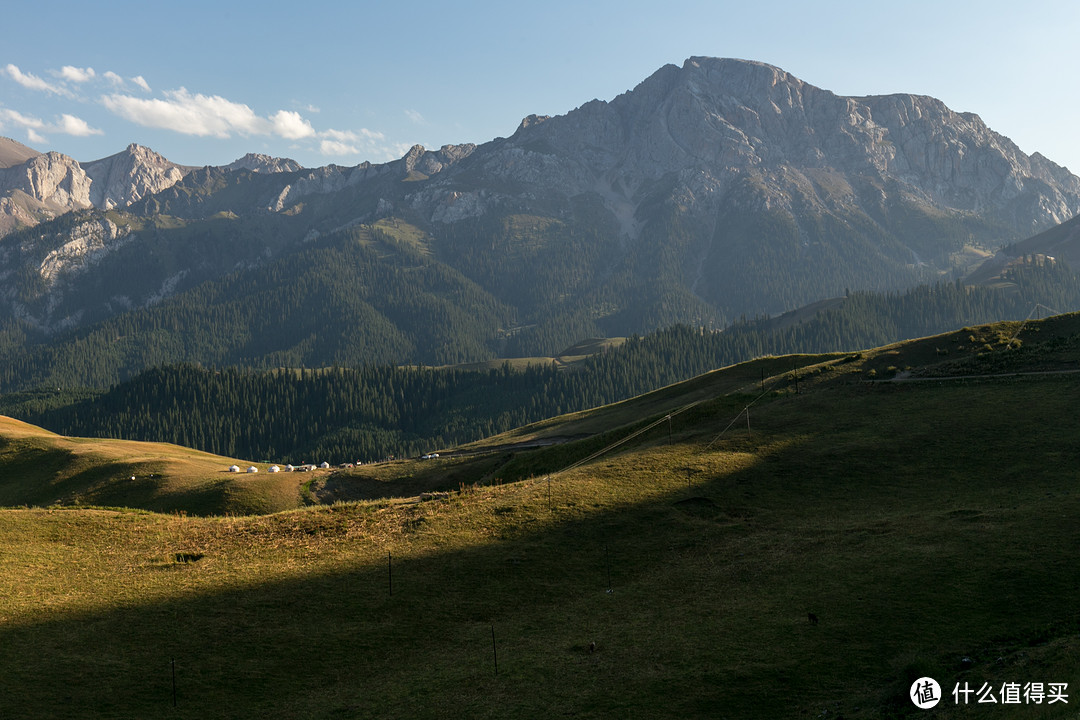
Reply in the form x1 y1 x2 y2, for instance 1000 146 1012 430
4 257 1078 462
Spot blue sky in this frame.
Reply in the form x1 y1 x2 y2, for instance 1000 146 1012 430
3 0 1078 172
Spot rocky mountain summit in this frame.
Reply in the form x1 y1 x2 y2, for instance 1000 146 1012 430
224 153 303 174
81 144 189 210
408 57 1079 238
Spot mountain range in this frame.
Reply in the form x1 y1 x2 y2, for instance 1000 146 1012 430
2 56 1080 385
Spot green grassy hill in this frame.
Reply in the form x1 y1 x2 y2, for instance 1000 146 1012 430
0 415 304 515
3 316 1080 717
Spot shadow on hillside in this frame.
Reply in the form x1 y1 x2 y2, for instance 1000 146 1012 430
5 379 1080 719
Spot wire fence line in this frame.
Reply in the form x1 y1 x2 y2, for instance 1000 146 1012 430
542 363 803 486
539 299 1060 491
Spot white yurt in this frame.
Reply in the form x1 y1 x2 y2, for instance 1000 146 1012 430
319 461 330 469
247 466 259 473
229 465 240 473
268 465 281 473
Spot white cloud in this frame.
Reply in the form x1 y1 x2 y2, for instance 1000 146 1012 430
315 128 408 162
0 108 101 140
59 66 96 83
57 113 103 137
0 108 44 131
404 109 425 125
103 88 271 138
103 87 330 144
26 128 46 144
101 71 151 92
316 128 390 157
97 82 403 162
321 128 385 143
319 139 359 156
4 64 66 95
271 110 315 140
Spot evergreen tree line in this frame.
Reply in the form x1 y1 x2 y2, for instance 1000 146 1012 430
8 259 1079 463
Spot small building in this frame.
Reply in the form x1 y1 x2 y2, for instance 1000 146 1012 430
229 465 241 473
285 464 295 472
319 461 330 469
247 466 259 474
268 465 281 473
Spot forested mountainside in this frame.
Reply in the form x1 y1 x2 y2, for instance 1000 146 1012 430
7 256 1076 462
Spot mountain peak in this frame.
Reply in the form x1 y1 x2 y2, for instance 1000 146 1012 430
516 114 551 133
224 152 303 174
78 144 188 210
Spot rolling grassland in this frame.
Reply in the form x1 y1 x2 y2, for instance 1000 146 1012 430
3 317 1080 717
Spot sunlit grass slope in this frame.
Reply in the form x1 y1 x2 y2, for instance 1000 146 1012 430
0 416 302 515
3 315 1080 717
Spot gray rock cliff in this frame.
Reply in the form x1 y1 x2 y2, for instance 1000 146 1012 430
409 57 1080 240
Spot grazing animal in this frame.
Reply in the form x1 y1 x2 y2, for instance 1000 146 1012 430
808 612 819 625
588 641 597 654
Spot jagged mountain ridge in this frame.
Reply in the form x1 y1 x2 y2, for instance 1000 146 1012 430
3 57 1080 370
0 142 303 235
408 57 1079 239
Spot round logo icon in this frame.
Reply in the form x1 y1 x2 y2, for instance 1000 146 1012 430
911 677 942 709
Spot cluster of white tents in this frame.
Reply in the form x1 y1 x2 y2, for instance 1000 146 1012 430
229 462 332 474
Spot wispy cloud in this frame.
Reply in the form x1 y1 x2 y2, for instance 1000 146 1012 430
319 139 360 156
101 71 150 92
3 62 407 164
56 113 103 136
102 85 397 161
58 66 96 83
0 108 44 130
316 128 397 159
3 64 69 95
0 107 102 141
102 88 298 138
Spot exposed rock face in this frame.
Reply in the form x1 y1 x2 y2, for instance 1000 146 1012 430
82 144 188 210
35 215 133 285
224 153 303 174
0 151 94 212
402 143 477 177
0 144 190 234
0 212 135 330
269 143 476 213
268 163 374 212
411 57 1080 239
